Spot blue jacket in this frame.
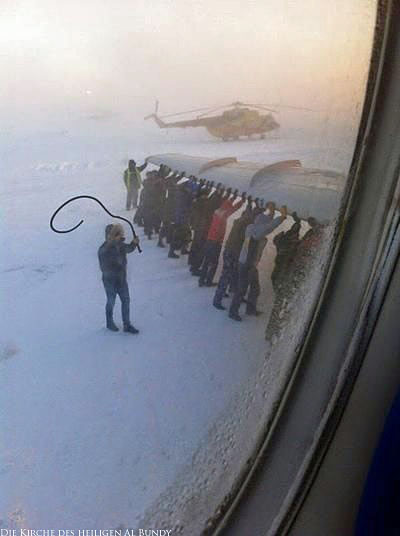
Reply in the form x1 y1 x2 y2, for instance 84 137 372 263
239 213 285 266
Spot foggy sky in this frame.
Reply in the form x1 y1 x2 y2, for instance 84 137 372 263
0 0 376 127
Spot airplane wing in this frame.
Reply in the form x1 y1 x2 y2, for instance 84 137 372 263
146 153 260 189
146 153 345 223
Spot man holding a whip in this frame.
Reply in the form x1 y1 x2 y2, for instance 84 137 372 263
98 223 140 333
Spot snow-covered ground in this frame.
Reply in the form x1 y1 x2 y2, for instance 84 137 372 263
0 121 353 529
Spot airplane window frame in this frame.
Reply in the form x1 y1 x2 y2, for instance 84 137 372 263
208 1 400 534
1 2 390 533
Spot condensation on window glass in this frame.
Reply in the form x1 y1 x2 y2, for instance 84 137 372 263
0 0 376 533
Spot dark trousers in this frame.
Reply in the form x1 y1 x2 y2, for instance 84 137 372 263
126 187 138 210
229 263 260 315
213 249 239 305
199 240 222 285
159 220 172 243
102 276 130 326
189 233 206 270
143 207 161 237
170 224 191 251
133 204 144 226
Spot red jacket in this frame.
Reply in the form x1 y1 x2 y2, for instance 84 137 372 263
207 199 244 243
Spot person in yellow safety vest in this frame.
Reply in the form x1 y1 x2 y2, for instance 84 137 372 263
123 159 147 210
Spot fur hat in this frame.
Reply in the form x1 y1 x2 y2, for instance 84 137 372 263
108 223 124 241
105 224 114 239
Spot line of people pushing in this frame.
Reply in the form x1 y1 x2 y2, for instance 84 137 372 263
125 160 308 324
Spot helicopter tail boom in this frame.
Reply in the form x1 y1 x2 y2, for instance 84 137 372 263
144 113 212 129
144 113 168 128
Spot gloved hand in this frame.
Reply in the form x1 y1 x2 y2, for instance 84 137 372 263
266 201 276 214
292 211 300 223
280 205 288 218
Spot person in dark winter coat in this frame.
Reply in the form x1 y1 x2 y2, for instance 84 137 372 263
213 199 254 309
133 188 145 227
168 180 194 258
153 170 167 235
142 171 165 239
198 194 244 287
271 212 301 291
265 216 323 342
229 205 287 321
265 213 301 341
124 159 147 210
157 171 180 248
98 223 140 333
187 186 210 265
284 217 324 295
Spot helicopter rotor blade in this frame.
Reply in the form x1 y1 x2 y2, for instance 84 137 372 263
240 103 278 113
154 101 318 122
159 106 216 119
196 104 239 118
262 103 320 112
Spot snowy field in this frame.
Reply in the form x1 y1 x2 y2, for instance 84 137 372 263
0 121 353 529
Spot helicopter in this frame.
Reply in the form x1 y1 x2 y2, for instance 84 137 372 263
145 101 282 141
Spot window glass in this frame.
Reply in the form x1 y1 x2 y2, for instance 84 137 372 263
0 0 376 532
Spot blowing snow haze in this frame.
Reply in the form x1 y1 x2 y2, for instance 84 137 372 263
0 0 374 133
0 0 377 530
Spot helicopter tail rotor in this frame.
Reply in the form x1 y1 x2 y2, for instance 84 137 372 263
144 100 168 126
144 99 160 120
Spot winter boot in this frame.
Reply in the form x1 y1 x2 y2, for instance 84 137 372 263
246 307 263 316
229 312 242 322
157 237 165 248
106 318 119 332
213 301 226 311
168 248 179 259
124 324 139 334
